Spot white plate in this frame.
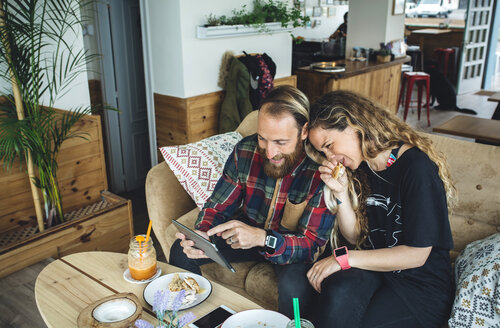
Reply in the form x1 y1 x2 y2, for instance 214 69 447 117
222 309 291 328
123 267 162 284
143 272 212 310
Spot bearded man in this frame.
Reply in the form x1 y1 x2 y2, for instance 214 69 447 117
170 86 335 319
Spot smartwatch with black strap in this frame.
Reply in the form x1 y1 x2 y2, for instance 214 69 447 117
261 229 277 254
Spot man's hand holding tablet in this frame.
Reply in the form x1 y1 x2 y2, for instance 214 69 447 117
173 220 236 272
176 229 210 259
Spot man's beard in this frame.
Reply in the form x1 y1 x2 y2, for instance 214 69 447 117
258 139 304 179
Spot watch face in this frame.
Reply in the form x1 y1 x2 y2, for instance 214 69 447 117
334 247 347 257
266 235 278 249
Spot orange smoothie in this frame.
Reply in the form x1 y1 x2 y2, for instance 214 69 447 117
129 259 157 280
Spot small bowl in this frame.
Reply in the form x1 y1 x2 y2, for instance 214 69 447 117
92 298 137 322
77 293 142 327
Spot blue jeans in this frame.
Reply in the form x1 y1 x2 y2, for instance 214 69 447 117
311 269 422 328
169 238 317 319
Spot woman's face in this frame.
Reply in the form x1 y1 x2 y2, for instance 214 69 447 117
308 125 363 170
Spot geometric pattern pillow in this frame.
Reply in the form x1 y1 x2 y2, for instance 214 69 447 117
448 232 500 328
159 131 242 209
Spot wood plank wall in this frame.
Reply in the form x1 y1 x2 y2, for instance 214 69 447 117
0 113 108 233
154 75 297 147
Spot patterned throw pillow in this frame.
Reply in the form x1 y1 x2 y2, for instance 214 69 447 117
448 233 500 328
159 132 242 209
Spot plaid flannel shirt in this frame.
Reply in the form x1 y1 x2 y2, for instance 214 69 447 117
195 135 335 265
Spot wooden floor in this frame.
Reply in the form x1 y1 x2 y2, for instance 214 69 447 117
0 91 496 328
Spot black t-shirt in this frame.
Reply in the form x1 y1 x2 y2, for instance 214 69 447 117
361 147 454 327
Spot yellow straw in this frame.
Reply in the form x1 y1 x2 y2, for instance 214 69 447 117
145 220 152 243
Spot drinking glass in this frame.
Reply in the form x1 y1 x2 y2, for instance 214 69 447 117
127 234 157 280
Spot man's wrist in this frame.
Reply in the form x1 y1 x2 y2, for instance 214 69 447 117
258 228 266 247
258 230 277 254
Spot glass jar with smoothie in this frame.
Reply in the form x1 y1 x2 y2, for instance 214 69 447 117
127 234 157 280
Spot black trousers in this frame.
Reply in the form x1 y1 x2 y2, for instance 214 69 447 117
311 268 422 328
169 238 317 319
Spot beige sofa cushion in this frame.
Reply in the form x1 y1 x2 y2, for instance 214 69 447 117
246 262 278 307
426 134 500 259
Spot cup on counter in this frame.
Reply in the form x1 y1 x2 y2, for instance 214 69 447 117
352 47 362 58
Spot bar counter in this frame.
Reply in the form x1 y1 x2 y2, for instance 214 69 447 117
296 56 410 113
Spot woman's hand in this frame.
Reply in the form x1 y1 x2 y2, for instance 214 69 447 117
307 255 341 293
318 158 349 201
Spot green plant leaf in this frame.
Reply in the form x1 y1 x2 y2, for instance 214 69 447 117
0 0 104 224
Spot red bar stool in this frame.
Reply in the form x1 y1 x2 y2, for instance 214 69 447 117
433 48 455 79
398 72 431 126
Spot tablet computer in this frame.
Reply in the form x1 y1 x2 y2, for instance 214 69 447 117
172 220 235 273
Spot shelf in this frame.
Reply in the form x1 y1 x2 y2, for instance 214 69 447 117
196 22 293 39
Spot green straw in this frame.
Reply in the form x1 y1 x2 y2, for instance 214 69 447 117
293 297 300 328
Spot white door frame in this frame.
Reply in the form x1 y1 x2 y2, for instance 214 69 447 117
457 0 494 94
139 0 158 167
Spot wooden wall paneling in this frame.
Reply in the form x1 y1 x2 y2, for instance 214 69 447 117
154 93 188 146
186 91 223 142
0 114 108 233
154 76 297 147
274 75 297 87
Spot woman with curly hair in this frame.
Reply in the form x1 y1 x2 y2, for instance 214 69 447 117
304 90 455 328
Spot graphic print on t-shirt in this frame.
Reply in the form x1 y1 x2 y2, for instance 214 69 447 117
366 193 402 248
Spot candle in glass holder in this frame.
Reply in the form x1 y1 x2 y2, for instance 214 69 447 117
128 235 157 280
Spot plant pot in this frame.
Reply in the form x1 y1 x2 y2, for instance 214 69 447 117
196 22 292 39
377 55 391 63
0 191 133 277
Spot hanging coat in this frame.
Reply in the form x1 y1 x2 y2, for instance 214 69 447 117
218 56 253 134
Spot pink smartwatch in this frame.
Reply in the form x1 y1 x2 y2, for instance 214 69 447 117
334 246 351 270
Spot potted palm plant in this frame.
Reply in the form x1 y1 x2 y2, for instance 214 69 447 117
0 0 98 229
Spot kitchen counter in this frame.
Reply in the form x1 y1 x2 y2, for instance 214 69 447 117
296 56 411 113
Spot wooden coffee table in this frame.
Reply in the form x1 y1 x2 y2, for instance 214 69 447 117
35 251 261 327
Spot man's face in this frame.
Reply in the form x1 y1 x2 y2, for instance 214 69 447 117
257 106 307 179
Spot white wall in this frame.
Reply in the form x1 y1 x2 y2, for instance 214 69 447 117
145 0 293 98
48 25 91 110
385 2 405 44
346 0 404 56
0 4 90 111
294 5 348 40
145 0 185 98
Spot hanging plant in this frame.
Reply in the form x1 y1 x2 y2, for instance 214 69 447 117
204 0 310 32
0 0 104 229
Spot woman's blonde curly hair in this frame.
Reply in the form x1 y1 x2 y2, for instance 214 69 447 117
305 90 457 249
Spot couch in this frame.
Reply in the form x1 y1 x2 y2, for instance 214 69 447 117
145 110 500 310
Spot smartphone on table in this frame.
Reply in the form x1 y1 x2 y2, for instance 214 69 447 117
189 305 235 328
